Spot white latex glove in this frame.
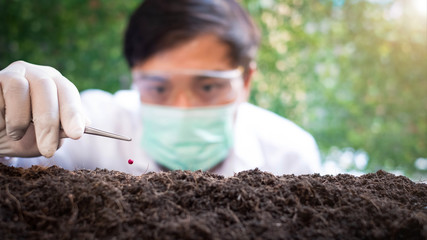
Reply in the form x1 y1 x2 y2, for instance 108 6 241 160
0 61 86 158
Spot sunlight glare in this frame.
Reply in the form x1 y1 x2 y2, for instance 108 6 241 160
411 0 427 17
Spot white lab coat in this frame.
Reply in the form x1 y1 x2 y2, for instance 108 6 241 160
5 89 321 177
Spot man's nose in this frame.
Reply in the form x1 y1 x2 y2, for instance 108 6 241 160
171 91 193 108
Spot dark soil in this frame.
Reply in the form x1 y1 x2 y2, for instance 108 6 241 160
0 163 426 240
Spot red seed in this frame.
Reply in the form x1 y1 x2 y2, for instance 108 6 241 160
128 159 134 165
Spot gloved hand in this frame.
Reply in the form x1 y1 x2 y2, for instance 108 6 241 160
0 61 86 158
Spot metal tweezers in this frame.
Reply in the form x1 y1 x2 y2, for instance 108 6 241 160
31 120 132 141
83 126 132 141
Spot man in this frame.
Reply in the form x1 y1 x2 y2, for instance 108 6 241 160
0 0 321 176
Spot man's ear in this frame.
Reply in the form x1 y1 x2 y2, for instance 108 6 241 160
242 61 256 101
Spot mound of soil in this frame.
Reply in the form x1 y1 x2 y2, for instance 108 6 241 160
0 163 426 240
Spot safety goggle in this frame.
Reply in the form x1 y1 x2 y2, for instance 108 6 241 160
132 68 243 106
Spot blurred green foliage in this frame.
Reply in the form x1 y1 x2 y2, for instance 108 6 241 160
1 0 426 177
0 0 140 91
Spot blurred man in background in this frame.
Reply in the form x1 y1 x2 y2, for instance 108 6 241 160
0 0 321 176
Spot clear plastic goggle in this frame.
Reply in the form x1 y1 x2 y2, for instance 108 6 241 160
132 67 243 106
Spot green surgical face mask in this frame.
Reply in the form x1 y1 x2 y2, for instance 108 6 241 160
140 102 236 171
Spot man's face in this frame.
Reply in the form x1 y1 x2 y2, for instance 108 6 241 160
131 34 251 107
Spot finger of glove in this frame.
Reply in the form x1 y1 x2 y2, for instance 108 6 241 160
53 75 85 139
27 71 60 158
0 72 31 140
0 123 41 157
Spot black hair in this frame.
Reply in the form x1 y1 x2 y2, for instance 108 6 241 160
123 0 260 73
